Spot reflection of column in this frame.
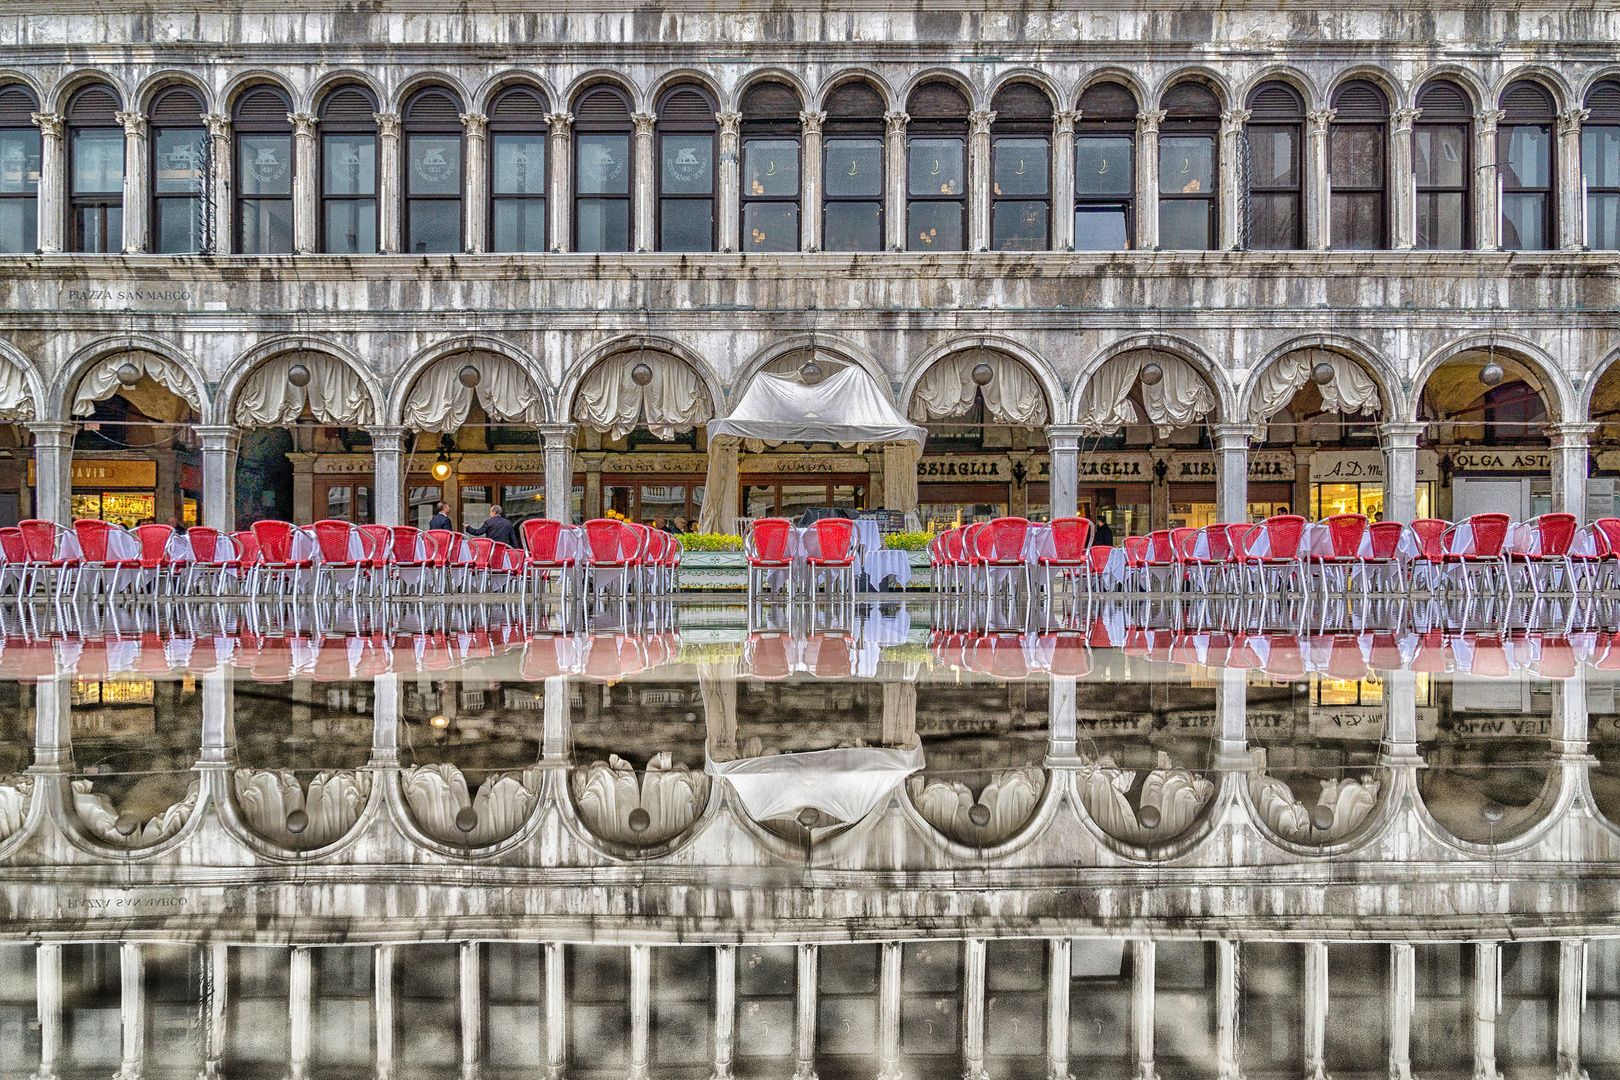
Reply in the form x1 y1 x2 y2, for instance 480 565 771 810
1390 109 1419 250
629 944 651 1080
1474 943 1503 1080
31 112 64 253
1549 422 1596 523
460 943 481 1080
376 113 402 254
1215 668 1247 771
881 681 916 749
200 668 236 765
1303 943 1329 1080
1046 425 1082 519
290 113 319 253
1389 943 1414 1080
543 676 571 762
1214 940 1240 1080
1558 110 1588 250
205 943 228 1079
545 944 566 1080
794 944 818 1080
632 113 656 253
1053 110 1078 251
882 443 919 523
1557 940 1586 1080
884 112 910 251
1212 425 1250 525
1047 675 1077 761
37 943 62 1080
541 423 576 523
375 945 395 1080
1379 422 1424 524
118 942 145 1080
116 110 148 252
1047 939 1072 1080
1381 670 1422 767
1305 110 1335 250
28 422 75 526
800 112 826 252
1132 940 1158 1080
968 110 995 251
1476 110 1505 251
877 943 902 1080
717 111 742 253
290 948 312 1080
33 675 73 770
546 113 573 253
1136 111 1164 251
196 425 241 532
462 113 489 254
1219 110 1250 250
370 426 409 528
714 946 736 1080
205 114 233 254
700 664 738 760
963 939 987 1080
372 672 400 767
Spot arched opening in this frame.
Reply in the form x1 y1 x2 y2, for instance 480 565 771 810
821 80 886 252
988 83 1053 251
317 85 379 254
232 85 294 254
904 82 970 251
487 85 551 253
0 84 42 253
1329 80 1390 249
1244 81 1305 250
1417 348 1555 521
572 84 634 252
1073 81 1138 250
1580 355 1620 520
66 84 124 253
1157 81 1221 250
401 86 465 254
654 84 718 252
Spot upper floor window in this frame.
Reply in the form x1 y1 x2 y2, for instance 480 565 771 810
148 87 206 254
1584 81 1620 250
989 83 1052 251
1413 81 1472 249
1500 80 1555 250
319 86 379 254
67 84 124 253
402 88 464 254
487 85 548 253
1245 82 1304 250
233 85 293 254
1073 82 1136 251
1329 81 1389 249
655 86 717 252
1158 82 1220 250
739 81 801 253
822 81 885 252
0 85 41 254
906 82 969 251
573 85 633 253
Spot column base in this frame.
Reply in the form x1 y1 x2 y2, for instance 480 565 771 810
792 1063 818 1080
1473 1069 1504 1080
1134 1065 1160 1080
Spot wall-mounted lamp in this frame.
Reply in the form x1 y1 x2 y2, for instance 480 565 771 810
1152 458 1169 486
1438 453 1453 489
1010 460 1028 488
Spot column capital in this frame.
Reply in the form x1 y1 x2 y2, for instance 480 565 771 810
1137 109 1166 134
115 110 147 137
798 110 826 136
1558 107 1591 136
1392 107 1421 133
26 421 76 447
545 111 573 137
539 422 577 447
1043 423 1089 450
367 425 411 452
717 110 742 137
1306 108 1337 131
1378 420 1427 446
1220 108 1251 133
1549 421 1598 446
289 111 318 138
1210 423 1253 449
1054 109 1080 134
193 424 242 449
1476 108 1506 132
969 109 997 137
632 112 656 137
31 110 63 140
373 112 401 138
459 112 489 139
203 113 231 139
884 110 910 135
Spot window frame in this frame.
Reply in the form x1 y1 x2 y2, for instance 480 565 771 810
1156 83 1221 251
0 85 42 254
1073 82 1139 252
66 85 125 254
486 85 550 254
820 83 886 253
1498 81 1556 251
401 87 466 255
738 81 803 254
1412 82 1474 250
1328 80 1390 250
904 84 970 252
1583 81 1620 250
1244 82 1306 251
988 84 1053 252
653 85 719 253
571 85 635 254
146 87 207 255
317 87 381 255
231 85 295 255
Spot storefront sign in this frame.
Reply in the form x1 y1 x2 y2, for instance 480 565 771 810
1310 449 1439 484
1166 451 1296 482
918 457 1007 480
1075 454 1153 480
740 455 868 473
1449 449 1551 472
600 453 709 474
313 456 376 475
27 459 157 488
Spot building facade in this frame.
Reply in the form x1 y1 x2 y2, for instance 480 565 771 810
0 2 1618 536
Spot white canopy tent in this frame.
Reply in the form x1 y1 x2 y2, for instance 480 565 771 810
707 367 926 448
705 744 924 825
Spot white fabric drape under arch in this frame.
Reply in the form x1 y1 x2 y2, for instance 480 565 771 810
72 352 201 419
908 351 1050 426
1076 353 1218 437
573 351 713 440
234 353 375 426
0 362 33 421
1247 350 1382 437
401 352 544 433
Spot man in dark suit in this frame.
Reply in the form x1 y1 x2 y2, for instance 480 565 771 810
428 501 452 531
465 505 518 547
1092 516 1115 548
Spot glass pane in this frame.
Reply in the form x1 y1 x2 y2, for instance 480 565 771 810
1074 205 1130 250
1416 192 1465 249
1076 135 1132 196
1331 124 1385 189
1331 192 1383 249
1502 191 1548 250
325 198 377 254
577 134 630 195
1249 125 1300 188
1503 125 1551 189
491 197 547 252
1589 191 1620 250
660 197 712 251
323 135 376 196
75 205 120 252
743 201 798 251
155 196 201 253
238 134 293 196
0 129 40 194
907 199 963 250
576 197 630 251
1158 198 1212 249
824 138 883 197
744 138 799 197
991 199 1048 251
1160 136 1213 195
71 129 123 194
153 128 205 193
408 198 460 253
0 197 36 253
407 134 461 196
908 137 965 196
326 486 352 520
823 201 881 251
240 198 293 254
1584 126 1620 189
1250 192 1300 249
1414 125 1466 188
993 137 1048 196
661 133 713 195
492 134 546 194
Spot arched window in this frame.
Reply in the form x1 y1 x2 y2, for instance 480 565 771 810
233 85 294 254
67 84 124 253
905 82 968 251
989 83 1051 251
739 81 801 253
319 86 379 254
821 81 885 252
148 87 205 253
1584 81 1620 250
1158 82 1220 250
655 85 717 252
1500 80 1555 250
1245 82 1304 249
1073 82 1137 250
0 85 41 254
487 86 549 253
1413 81 1472 249
573 85 633 253
1329 80 1389 249
403 87 463 254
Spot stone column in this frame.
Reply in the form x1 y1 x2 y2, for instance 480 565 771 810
1306 109 1335 250
794 944 818 1080
1047 939 1072 1080
200 667 236 765
1389 943 1414 1080
800 111 826 251
290 112 319 253
714 945 736 1080
372 671 400 766
289 948 312 1080
461 112 488 254
195 425 241 532
884 111 910 251
1303 943 1329 1080
1557 939 1586 1080
1381 670 1423 767
1220 110 1250 250
629 944 651 1080
118 942 145 1080
36 943 61 1080
963 940 988 1080
1137 111 1165 251
1047 675 1077 761
154 448 178 524
1559 109 1589 250
1212 425 1251 525
1549 422 1596 523
1132 940 1158 1080
881 681 917 749
1379 421 1424 524
882 443 918 522
204 942 228 1080
31 112 64 253
205 114 232 254
1391 109 1420 250
544 945 566 1080
878 943 902 1080
116 110 147 253
375 945 396 1080
541 423 576 522
1053 110 1078 250
1046 424 1083 520
968 110 996 251
1215 666 1248 770
632 112 656 252
1476 109 1505 251
368 426 409 527
717 111 742 253
546 112 573 253
1215 940 1241 1080
1474 943 1502 1080
460 942 481 1080
27 422 74 526
376 112 402 253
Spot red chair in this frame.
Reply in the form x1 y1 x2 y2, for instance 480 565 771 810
1441 513 1512 601
976 517 1032 597
1572 518 1619 592
1308 513 1370 598
129 523 179 596
1122 535 1150 591
17 518 79 600
309 519 368 600
960 522 990 596
518 519 581 603
939 526 970 595
388 526 432 596
1087 545 1116 591
357 524 394 597
807 518 858 597
71 518 141 600
1235 515 1308 596
1505 513 1577 596
1037 517 1093 600
0 527 27 596
249 520 313 596
583 518 645 604
745 518 795 601
182 526 241 597
1145 530 1177 592
1177 525 1233 592
1407 518 1450 591
467 538 503 592
1365 521 1406 593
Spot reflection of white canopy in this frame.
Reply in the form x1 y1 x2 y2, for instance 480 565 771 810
706 745 924 823
709 368 926 449
402 352 543 433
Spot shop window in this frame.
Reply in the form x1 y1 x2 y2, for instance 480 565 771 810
1070 939 1131 1076
1483 382 1548 441
822 81 885 252
744 479 865 521
735 946 795 1072
1500 81 1556 250
1330 80 1389 249
0 85 41 253
573 85 633 252
321 483 373 524
1074 82 1136 251
1158 82 1220 250
148 86 206 253
989 83 1052 251
71 491 156 528
233 85 294 254
402 87 465 254
1245 82 1305 250
1413 81 1472 249
601 479 706 527
1584 82 1620 249
1169 500 1219 529
905 82 969 251
67 84 124 253
739 80 802 252
319 85 379 254
656 85 717 252
488 85 549 253
408 485 442 530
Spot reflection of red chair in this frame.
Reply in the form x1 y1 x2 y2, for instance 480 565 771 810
1464 635 1512 679
1532 634 1577 679
805 633 854 678
745 633 795 679
1042 633 1092 677
520 635 579 679
1260 634 1306 680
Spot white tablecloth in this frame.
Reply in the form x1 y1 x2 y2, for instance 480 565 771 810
864 549 911 587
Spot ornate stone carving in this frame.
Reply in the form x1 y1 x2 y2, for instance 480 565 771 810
402 763 540 847
571 752 709 845
1137 109 1167 133
73 778 199 848
798 110 827 136
884 111 910 135
632 112 657 137
234 768 372 849
0 775 33 840
1075 752 1214 845
1248 754 1381 844
907 767 1044 845
31 111 63 140
373 112 401 138
115 110 147 137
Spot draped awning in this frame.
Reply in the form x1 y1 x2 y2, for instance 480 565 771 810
908 350 1050 426
1076 353 1218 438
234 353 374 427
1247 350 1381 436
705 745 924 824
0 361 32 422
73 352 200 422
402 352 544 433
573 351 713 440
709 368 926 449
